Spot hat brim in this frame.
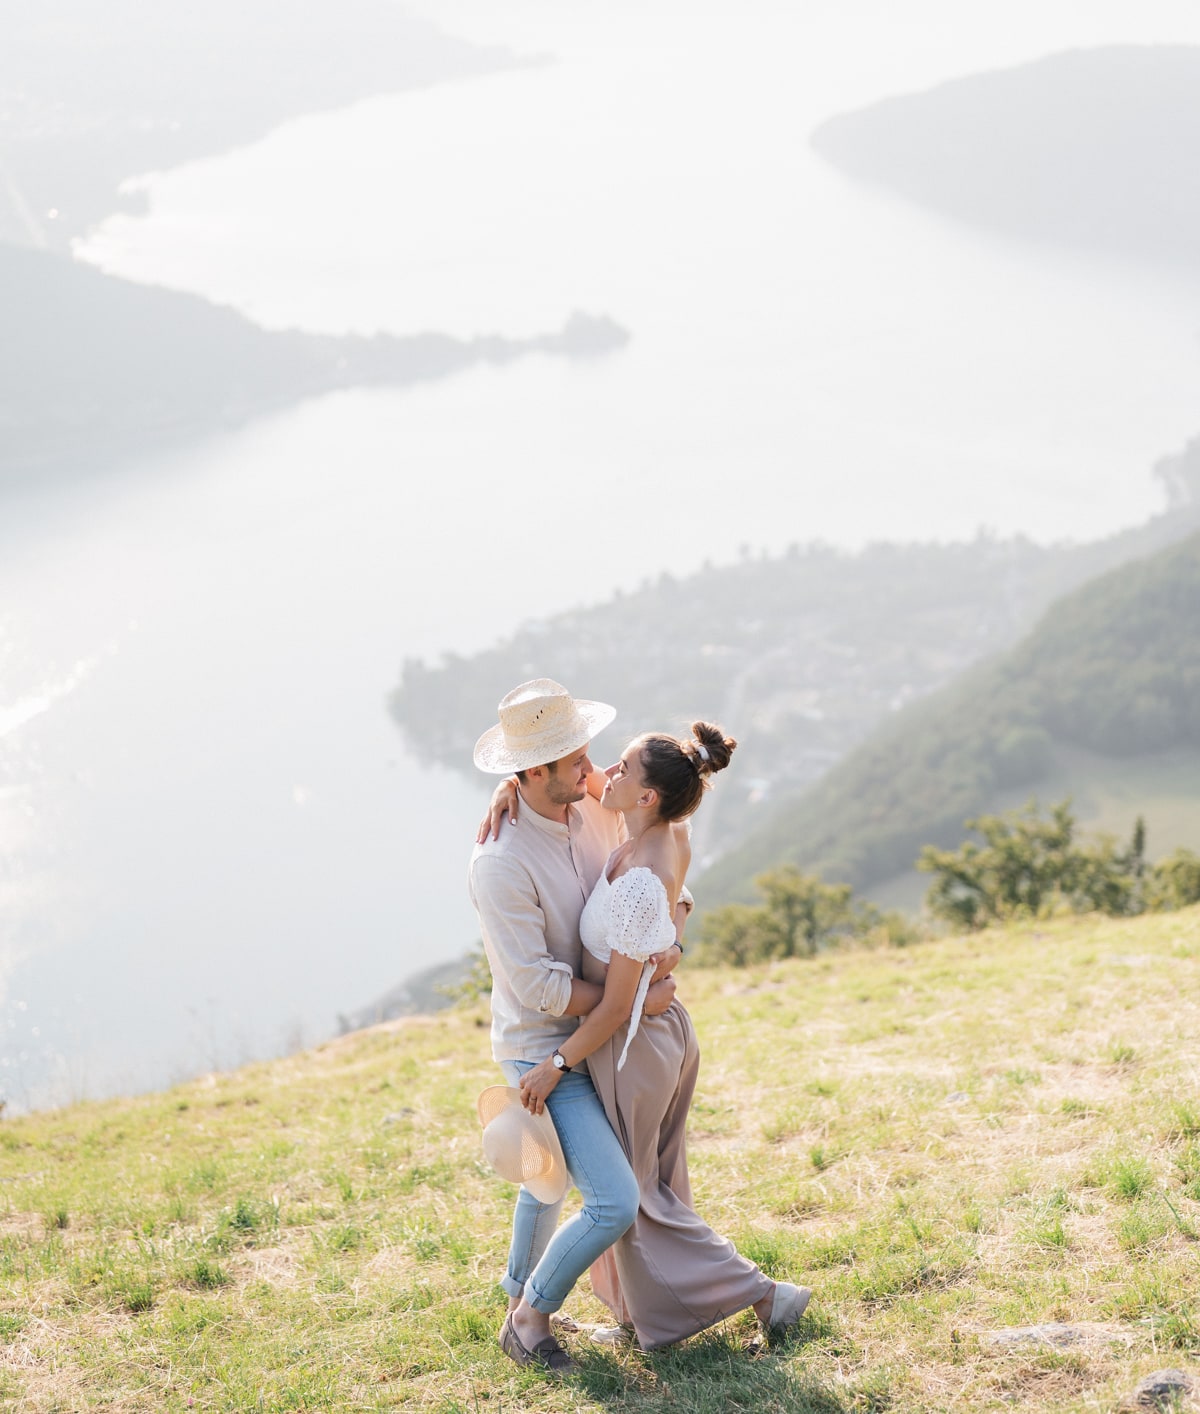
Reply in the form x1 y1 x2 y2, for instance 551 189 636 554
477 1085 570 1205
472 699 617 774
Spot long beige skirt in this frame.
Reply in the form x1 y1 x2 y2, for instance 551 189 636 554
587 1001 773 1350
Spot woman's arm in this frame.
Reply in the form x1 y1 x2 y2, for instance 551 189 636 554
475 767 607 842
519 950 645 1114
650 825 691 979
649 875 688 982
475 776 519 843
587 943 678 1017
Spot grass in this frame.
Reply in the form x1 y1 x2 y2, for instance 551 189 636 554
1 908 1199 1411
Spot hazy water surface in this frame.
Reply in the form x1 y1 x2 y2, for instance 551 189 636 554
5 0 1200 1110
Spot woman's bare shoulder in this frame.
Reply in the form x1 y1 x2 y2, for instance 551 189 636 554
670 820 692 870
628 831 686 905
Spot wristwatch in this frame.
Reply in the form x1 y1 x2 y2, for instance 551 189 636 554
551 1049 572 1073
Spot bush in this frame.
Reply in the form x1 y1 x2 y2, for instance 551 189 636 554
1146 848 1200 911
917 801 1149 929
696 866 893 964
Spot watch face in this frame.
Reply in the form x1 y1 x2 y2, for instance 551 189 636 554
553 1052 566 1069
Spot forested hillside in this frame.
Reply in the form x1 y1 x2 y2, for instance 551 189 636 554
2 0 512 250
0 245 625 479
391 460 1200 856
811 45 1200 270
700 532 1200 906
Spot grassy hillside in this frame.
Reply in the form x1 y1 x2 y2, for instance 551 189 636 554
701 531 1200 908
2 910 1199 1412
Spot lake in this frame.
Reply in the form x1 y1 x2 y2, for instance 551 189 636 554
4 0 1200 1111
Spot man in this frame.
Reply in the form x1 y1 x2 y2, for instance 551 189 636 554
468 678 684 1375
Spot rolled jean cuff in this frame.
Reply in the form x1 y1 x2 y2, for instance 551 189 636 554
499 1275 524 1300
523 1281 562 1315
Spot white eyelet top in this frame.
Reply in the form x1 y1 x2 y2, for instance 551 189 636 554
580 859 677 1069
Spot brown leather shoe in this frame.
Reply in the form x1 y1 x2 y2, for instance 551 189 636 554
499 1314 579 1376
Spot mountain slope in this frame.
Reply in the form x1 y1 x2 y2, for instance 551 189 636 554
391 469 1200 862
0 244 626 479
812 45 1200 269
699 531 1200 905
3 0 515 250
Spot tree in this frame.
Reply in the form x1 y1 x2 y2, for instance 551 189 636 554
1146 848 1200 911
439 944 493 1004
1069 819 1146 917
694 902 777 967
918 801 1150 928
755 868 866 957
917 800 1078 929
697 866 880 964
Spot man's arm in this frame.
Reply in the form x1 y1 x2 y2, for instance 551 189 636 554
562 978 605 1016
470 853 578 1017
470 822 688 1015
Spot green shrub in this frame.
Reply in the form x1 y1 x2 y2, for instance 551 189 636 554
697 866 890 964
1147 848 1200 911
918 801 1149 928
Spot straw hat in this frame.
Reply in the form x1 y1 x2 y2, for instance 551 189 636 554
473 678 616 775
477 1085 570 1205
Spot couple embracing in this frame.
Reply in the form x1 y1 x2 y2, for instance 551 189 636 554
468 678 811 1375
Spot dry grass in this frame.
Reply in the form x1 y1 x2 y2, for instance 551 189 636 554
1 908 1199 1411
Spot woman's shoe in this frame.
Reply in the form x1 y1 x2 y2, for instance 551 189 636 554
589 1322 635 1346
762 1282 811 1337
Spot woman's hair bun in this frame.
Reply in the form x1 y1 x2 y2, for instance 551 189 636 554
636 720 736 821
689 721 736 775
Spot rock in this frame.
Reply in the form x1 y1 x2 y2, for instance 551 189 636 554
987 1323 1088 1348
986 1322 1137 1351
1129 1370 1195 1409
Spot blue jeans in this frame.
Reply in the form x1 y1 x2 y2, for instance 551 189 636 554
499 1060 639 1313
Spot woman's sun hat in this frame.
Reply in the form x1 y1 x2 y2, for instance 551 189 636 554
473 679 616 775
477 1085 570 1205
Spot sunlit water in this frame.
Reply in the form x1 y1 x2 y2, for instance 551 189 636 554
5 0 1200 1110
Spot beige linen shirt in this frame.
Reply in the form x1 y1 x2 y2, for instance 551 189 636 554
468 790 621 1069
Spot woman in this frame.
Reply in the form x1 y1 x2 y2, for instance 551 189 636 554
495 722 811 1351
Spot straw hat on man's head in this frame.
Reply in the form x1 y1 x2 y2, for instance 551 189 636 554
477 1085 570 1204
473 678 616 775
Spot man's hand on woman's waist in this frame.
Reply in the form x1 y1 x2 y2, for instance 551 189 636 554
643 975 677 1016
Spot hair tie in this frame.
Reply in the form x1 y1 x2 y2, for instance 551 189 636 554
693 743 710 763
